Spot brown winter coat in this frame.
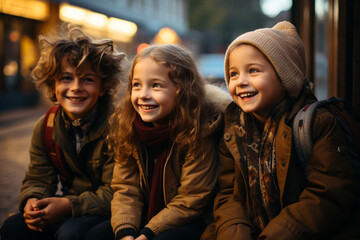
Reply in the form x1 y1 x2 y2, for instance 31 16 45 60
19 106 114 218
205 88 359 239
111 85 232 236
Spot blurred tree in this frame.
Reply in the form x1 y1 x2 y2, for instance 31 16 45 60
188 0 269 51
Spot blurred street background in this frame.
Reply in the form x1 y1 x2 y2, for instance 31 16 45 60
0 0 359 229
0 101 49 226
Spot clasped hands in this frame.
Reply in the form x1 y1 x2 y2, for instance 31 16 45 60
23 197 71 232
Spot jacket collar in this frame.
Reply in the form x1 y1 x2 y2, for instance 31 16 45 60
53 105 109 155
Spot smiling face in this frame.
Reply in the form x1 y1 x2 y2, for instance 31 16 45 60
54 58 104 121
131 57 177 126
227 44 286 122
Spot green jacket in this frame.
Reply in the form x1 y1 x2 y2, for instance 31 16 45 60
19 105 114 218
206 87 359 239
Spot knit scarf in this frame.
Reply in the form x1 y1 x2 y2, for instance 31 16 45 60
133 115 172 223
235 99 291 236
62 105 98 155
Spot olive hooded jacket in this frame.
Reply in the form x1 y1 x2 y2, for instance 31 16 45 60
19 105 114 218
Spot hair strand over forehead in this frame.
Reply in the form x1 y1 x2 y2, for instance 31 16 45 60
32 23 128 112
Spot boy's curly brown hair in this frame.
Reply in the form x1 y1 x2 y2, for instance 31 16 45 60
32 23 128 111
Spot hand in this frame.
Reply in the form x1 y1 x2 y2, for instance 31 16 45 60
23 198 45 232
120 236 135 240
135 234 148 240
32 197 72 226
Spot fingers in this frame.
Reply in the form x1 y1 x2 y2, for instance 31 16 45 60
135 235 148 240
121 236 135 240
24 217 45 232
23 209 45 219
24 198 38 213
32 198 50 209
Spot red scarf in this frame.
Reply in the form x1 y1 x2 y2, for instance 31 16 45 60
133 115 171 223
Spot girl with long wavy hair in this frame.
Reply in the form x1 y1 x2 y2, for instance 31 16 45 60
106 44 231 240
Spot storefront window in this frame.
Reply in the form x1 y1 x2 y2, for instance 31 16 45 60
0 17 39 110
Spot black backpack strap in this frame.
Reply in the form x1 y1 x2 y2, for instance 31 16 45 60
41 105 73 188
292 100 329 168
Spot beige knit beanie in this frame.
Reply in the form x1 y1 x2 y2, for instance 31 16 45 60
224 21 306 99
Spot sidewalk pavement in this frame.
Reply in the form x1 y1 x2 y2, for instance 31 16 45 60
0 102 49 227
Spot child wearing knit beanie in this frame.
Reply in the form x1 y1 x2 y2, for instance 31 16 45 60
201 21 359 239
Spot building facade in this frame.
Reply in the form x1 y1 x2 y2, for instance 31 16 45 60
0 0 189 111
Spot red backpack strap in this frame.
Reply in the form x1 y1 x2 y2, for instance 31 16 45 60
41 105 73 188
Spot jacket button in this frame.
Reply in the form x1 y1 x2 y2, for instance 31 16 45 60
224 133 231 141
283 131 287 138
337 146 344 154
281 161 286 167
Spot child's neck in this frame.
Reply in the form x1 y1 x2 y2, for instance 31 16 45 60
253 112 267 125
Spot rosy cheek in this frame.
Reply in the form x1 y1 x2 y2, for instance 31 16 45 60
228 84 236 95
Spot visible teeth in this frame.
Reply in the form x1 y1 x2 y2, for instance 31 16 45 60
68 97 85 102
141 105 156 110
240 92 256 98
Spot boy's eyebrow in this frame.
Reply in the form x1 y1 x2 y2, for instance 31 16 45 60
59 71 73 75
82 72 97 76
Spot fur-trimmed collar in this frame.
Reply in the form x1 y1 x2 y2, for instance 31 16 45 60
204 84 232 113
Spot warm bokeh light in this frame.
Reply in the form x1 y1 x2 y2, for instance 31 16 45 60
154 27 180 44
3 61 18 76
137 43 150 53
0 0 49 21
9 30 20 42
21 36 37 75
107 17 138 38
59 3 137 43
85 12 108 28
59 4 86 23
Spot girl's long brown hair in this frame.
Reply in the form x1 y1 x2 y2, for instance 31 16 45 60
108 44 212 161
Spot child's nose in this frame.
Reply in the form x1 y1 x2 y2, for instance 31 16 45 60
236 74 249 87
70 78 83 91
139 87 151 99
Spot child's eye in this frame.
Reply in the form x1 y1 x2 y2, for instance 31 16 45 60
229 71 238 78
59 76 72 82
83 78 95 83
152 83 162 88
132 82 141 88
249 68 259 74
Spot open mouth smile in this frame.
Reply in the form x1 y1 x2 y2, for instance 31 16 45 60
67 97 87 102
239 92 258 99
140 105 158 110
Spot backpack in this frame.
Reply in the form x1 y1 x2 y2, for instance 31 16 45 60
292 97 360 193
41 105 73 189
